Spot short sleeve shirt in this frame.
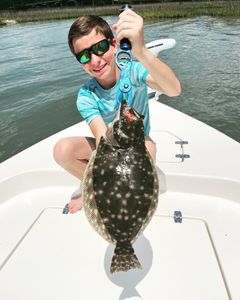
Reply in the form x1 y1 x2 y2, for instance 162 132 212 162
76 61 151 136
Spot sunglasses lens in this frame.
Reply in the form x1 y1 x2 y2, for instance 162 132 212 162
76 39 110 64
78 50 91 64
93 39 110 56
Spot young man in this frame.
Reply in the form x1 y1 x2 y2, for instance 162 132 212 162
54 10 181 213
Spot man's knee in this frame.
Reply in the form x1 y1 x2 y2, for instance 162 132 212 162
145 139 157 162
53 138 75 165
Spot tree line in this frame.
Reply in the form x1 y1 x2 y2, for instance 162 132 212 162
1 0 233 11
1 0 121 10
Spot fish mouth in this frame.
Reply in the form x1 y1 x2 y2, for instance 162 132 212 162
118 100 144 123
124 108 143 123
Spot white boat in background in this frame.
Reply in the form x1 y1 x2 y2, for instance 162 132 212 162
0 39 240 300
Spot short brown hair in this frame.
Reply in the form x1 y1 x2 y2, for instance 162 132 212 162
68 15 114 55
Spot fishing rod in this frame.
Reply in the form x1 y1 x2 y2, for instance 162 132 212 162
115 4 133 106
116 4 133 68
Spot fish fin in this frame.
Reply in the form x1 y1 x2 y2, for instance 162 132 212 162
110 242 142 273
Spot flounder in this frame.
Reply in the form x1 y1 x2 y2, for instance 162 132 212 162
83 100 159 273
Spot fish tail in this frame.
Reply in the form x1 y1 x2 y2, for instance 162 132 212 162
110 242 142 273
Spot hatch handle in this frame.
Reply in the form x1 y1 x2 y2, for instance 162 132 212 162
174 211 183 223
175 154 190 162
175 140 189 146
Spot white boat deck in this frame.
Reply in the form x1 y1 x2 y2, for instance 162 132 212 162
0 100 240 300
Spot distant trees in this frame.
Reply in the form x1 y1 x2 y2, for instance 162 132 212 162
1 0 77 10
0 0 153 10
0 0 85 10
0 0 238 11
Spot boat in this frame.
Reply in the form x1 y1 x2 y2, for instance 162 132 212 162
0 39 239 300
0 19 17 26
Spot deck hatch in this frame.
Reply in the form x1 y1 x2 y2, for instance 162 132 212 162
0 209 230 300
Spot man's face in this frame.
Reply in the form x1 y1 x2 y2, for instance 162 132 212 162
73 29 118 87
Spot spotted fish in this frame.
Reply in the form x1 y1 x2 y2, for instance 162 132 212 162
83 100 159 273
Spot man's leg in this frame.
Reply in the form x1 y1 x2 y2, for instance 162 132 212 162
53 136 95 213
145 136 157 162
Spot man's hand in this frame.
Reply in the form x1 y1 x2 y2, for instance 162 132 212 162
112 10 147 60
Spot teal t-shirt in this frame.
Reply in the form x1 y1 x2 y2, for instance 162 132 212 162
76 61 151 136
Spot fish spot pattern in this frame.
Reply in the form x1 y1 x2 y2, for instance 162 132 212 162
83 101 159 273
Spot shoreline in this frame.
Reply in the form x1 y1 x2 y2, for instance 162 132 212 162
1 1 240 25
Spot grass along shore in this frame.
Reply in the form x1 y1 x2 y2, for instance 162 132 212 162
0 1 240 25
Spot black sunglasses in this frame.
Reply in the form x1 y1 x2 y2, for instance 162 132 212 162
75 39 111 64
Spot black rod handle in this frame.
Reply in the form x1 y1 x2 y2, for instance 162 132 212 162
119 4 133 51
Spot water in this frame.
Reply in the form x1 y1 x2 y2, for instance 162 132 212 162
0 16 240 162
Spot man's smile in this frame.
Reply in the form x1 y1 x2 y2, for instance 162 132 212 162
93 63 107 74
